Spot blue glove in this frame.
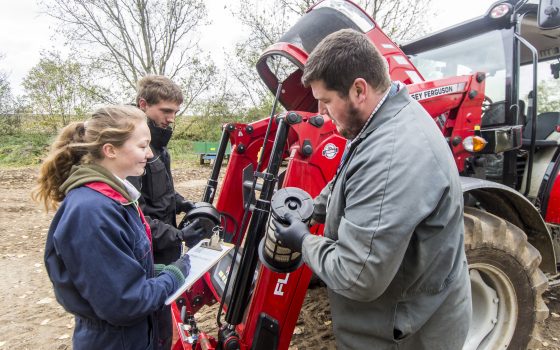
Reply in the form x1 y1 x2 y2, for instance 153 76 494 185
273 212 310 252
170 254 191 278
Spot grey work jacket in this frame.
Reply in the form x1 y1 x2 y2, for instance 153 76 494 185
303 86 471 350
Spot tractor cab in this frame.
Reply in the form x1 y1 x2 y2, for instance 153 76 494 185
401 0 560 196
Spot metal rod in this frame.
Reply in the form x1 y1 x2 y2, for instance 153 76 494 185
515 33 538 196
216 83 284 334
224 117 290 326
257 82 283 171
203 125 232 203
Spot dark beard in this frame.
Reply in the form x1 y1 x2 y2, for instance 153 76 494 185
339 103 364 139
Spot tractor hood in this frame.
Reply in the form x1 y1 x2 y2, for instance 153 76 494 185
256 0 375 112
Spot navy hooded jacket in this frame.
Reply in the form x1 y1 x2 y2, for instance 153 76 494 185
44 185 181 350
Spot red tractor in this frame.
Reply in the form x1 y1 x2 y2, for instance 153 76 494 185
171 0 560 349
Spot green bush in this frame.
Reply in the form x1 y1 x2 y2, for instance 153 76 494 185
0 110 272 168
0 132 53 167
0 114 23 135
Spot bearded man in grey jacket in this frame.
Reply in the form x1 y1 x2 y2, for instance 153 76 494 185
274 29 472 350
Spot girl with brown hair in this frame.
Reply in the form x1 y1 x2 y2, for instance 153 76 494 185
34 105 190 350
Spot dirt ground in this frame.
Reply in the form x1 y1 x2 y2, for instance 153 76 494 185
0 165 559 349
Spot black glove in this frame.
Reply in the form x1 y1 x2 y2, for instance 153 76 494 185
273 212 310 253
177 198 196 214
170 254 191 279
178 219 205 247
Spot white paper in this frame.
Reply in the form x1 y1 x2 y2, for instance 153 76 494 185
165 239 233 305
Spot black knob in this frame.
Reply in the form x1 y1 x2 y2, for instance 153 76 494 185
309 115 324 127
451 136 462 146
287 112 301 124
476 73 485 83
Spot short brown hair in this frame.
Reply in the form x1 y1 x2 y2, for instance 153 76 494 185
302 29 390 96
136 75 183 105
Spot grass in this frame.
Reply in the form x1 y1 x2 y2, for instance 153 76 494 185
0 131 209 169
0 132 54 167
168 137 201 165
0 114 247 168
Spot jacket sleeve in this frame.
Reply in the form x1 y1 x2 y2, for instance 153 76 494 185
302 116 450 302
52 200 180 326
174 191 186 214
145 215 182 251
312 181 331 224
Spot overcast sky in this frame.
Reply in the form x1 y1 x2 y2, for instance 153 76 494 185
0 0 496 96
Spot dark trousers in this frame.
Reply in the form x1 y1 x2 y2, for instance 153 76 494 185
157 305 172 350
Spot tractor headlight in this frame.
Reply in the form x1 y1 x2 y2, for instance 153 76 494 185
463 136 488 152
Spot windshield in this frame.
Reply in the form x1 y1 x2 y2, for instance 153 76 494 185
518 14 560 114
406 12 560 126
408 29 512 126
519 58 560 115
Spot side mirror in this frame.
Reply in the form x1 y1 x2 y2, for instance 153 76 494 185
538 0 560 29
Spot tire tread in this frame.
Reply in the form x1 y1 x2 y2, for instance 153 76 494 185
464 206 549 349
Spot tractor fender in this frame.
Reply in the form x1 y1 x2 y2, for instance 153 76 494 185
460 176 557 273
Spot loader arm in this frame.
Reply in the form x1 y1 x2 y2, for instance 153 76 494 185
170 75 487 349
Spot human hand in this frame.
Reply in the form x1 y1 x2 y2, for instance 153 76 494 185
170 254 191 278
177 199 196 214
178 219 205 247
273 212 310 252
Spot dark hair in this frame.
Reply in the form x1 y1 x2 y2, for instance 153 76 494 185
136 75 184 105
301 29 391 96
32 105 146 210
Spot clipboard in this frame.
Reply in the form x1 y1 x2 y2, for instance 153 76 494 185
165 238 234 305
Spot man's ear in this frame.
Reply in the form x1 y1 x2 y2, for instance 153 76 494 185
138 98 148 111
353 78 368 102
101 143 117 160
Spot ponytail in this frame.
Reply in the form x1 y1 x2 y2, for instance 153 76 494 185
32 122 88 210
32 105 146 211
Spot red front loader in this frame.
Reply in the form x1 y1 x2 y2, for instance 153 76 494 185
171 1 560 349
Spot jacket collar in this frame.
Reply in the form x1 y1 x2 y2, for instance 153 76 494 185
358 84 411 141
148 119 173 149
60 164 132 202
85 182 128 204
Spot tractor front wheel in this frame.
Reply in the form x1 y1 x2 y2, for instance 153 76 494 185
463 207 548 350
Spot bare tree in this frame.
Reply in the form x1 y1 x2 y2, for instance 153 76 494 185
22 51 107 129
229 0 433 110
225 0 298 108
358 0 433 42
42 0 215 110
0 53 13 114
278 0 317 16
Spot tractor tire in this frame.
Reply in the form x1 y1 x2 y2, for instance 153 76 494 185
463 207 549 350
